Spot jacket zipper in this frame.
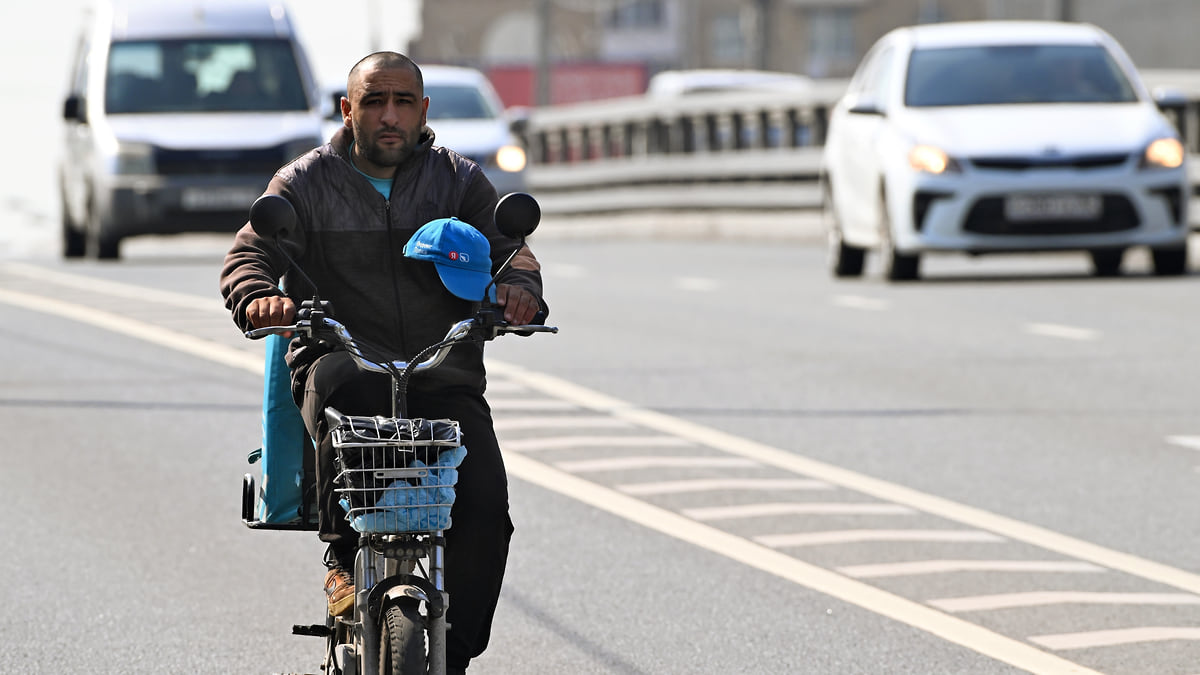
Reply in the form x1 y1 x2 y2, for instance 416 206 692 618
383 198 409 357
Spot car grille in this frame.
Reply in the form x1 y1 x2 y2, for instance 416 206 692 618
155 144 290 176
968 153 1131 171
963 195 1139 235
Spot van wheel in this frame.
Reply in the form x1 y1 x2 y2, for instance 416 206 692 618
62 195 86 258
86 204 121 260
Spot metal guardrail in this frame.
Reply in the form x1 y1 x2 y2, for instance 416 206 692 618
523 71 1200 216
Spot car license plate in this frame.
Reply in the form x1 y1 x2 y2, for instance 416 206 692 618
1004 194 1103 221
181 187 261 211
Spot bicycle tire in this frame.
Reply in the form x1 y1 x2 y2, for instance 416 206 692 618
380 599 426 675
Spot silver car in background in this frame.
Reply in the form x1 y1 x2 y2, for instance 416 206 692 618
821 21 1189 281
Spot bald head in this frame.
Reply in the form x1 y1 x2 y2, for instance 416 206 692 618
347 51 423 98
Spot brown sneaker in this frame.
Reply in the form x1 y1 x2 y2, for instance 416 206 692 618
324 565 354 617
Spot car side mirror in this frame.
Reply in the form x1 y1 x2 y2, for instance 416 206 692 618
63 95 87 123
848 98 885 116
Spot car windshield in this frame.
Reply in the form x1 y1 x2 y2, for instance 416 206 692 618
905 44 1138 107
426 84 497 120
106 38 308 113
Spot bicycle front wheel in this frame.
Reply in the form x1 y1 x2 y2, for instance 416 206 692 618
380 599 426 675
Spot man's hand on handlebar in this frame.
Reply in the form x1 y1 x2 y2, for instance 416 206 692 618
246 295 297 333
494 284 541 325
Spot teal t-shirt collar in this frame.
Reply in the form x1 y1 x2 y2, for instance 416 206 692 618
350 142 392 198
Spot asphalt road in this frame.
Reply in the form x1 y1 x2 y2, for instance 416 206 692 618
3 231 1200 674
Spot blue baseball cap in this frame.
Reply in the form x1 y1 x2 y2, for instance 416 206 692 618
403 217 495 302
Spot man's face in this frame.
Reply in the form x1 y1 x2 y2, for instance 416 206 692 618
342 64 429 177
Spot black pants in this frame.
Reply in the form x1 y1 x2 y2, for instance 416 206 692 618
297 351 513 670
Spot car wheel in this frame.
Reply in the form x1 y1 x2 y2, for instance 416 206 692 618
1151 245 1188 276
879 195 919 282
1088 249 1123 277
61 194 86 259
85 202 121 260
824 183 864 278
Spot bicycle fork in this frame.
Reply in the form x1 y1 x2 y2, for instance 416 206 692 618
350 534 450 675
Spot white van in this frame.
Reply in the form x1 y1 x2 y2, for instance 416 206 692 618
60 0 327 258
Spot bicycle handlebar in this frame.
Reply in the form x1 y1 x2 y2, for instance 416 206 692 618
245 314 557 376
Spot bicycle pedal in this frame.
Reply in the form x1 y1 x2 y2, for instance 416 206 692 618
292 623 333 637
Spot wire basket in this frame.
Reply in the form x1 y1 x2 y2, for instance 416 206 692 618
330 415 464 534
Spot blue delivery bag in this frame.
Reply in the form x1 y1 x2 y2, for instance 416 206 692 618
253 332 314 525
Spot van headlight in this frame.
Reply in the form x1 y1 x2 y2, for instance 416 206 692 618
494 145 527 173
112 141 155 175
1142 137 1184 169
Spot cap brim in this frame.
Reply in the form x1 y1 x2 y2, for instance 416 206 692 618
436 264 495 302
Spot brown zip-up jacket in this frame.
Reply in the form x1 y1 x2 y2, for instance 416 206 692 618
219 125 545 392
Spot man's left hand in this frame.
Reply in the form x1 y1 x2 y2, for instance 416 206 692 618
494 284 541 325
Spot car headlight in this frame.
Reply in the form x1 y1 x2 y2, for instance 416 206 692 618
1142 137 1184 169
908 145 960 175
112 141 155 175
494 145 527 173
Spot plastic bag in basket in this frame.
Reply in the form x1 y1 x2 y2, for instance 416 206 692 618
347 446 467 533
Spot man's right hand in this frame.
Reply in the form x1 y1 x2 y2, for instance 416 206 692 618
246 295 297 329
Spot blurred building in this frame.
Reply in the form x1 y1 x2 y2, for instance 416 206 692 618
406 0 1200 106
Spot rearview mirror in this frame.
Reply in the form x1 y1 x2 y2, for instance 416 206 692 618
248 194 297 241
494 192 540 240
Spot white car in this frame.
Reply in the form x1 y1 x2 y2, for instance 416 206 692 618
821 21 1190 280
324 65 528 195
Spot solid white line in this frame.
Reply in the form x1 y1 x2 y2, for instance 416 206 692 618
1024 322 1100 341
555 455 758 473
1166 435 1200 452
487 360 1200 597
930 591 1200 613
838 560 1106 579
0 288 264 374
504 452 1101 675
493 416 633 431
2 261 226 313
682 502 914 521
617 478 833 495
1 281 1106 674
756 529 1006 548
1030 627 1200 651
502 435 691 452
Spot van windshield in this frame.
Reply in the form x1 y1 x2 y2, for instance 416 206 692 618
905 44 1138 107
106 38 309 113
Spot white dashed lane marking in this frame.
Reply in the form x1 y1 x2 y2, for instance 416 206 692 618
681 502 914 521
616 478 834 495
1024 322 1100 341
929 591 1200 613
837 559 1106 579
755 529 1006 548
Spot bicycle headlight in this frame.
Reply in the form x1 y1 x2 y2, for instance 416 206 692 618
494 145 527 173
1143 137 1184 169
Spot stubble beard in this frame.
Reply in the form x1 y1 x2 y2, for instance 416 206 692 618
354 121 421 169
